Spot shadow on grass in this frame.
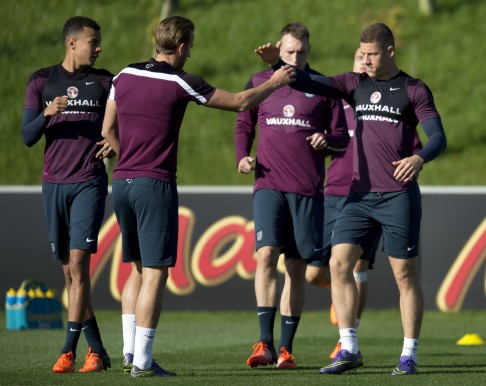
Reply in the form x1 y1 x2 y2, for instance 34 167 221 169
426 351 485 357
355 363 486 375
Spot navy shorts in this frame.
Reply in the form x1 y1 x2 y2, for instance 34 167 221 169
313 194 380 267
112 177 178 267
253 189 324 263
332 184 421 259
42 173 107 260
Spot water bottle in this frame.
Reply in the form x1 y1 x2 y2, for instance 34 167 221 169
15 287 29 329
16 288 28 307
5 288 17 330
45 289 62 328
6 288 16 306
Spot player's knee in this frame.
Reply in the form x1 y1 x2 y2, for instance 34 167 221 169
257 246 279 266
305 271 320 286
305 266 330 287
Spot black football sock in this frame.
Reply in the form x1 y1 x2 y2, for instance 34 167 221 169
61 321 83 358
279 315 301 353
82 315 105 355
257 307 277 346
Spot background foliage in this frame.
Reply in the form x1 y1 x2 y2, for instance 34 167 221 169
1 0 485 185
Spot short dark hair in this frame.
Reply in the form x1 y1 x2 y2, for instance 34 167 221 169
360 22 394 48
155 16 195 55
63 16 100 42
280 22 310 43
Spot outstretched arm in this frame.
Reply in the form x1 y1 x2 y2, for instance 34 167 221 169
206 65 296 112
256 42 339 98
289 69 337 97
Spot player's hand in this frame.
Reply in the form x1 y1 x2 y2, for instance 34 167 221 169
270 64 296 88
392 155 424 182
44 95 68 118
96 139 116 159
237 156 255 174
306 133 327 150
255 41 281 66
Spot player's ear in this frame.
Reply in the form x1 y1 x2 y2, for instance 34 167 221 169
387 45 395 58
67 37 76 51
177 43 186 56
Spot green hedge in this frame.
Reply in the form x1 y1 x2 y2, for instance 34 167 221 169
2 0 485 185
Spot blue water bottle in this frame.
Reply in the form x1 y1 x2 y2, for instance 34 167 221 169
16 288 28 306
16 288 29 329
6 288 17 330
46 289 63 328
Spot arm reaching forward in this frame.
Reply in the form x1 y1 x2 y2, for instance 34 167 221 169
206 65 296 112
256 42 339 97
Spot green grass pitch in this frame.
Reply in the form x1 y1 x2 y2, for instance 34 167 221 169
1 309 486 385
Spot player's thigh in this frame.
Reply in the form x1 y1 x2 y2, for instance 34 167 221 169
377 186 421 258
69 174 108 252
287 193 324 260
253 189 289 249
112 178 141 262
331 192 378 251
360 226 382 269
130 178 178 267
323 195 347 263
42 181 69 260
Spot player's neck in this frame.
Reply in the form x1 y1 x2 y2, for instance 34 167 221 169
155 53 180 69
61 56 88 74
375 66 400 81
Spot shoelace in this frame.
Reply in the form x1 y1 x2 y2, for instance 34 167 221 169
84 353 101 366
252 342 266 354
280 350 294 361
401 359 416 370
335 351 347 361
60 354 74 366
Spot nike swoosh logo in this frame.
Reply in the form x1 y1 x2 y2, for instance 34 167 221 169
390 87 400 91
70 328 81 332
407 246 415 251
86 81 95 85
82 326 88 330
285 321 297 325
313 247 324 252
86 237 96 243
257 312 269 316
